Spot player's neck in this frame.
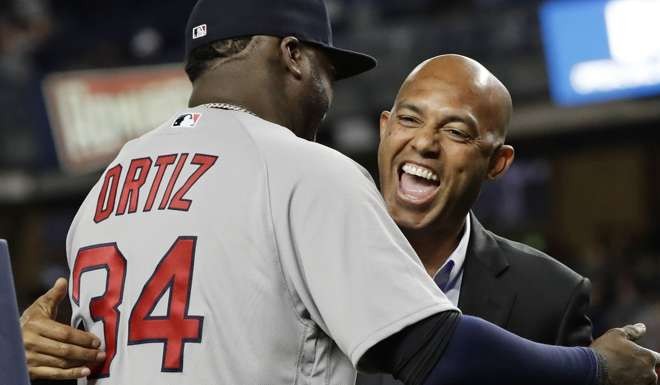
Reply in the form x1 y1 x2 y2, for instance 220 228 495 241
402 218 466 277
190 91 289 127
189 74 295 134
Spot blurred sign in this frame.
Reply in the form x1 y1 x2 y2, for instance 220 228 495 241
540 0 660 106
43 65 191 174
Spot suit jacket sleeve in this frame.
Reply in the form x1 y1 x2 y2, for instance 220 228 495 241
555 277 594 346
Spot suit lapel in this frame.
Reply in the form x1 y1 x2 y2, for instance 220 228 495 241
458 213 516 328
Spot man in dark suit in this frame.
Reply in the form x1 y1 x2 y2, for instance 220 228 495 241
358 54 591 385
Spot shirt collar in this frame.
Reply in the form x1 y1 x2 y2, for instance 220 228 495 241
432 214 471 290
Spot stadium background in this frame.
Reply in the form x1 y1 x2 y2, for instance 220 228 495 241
1 0 659 382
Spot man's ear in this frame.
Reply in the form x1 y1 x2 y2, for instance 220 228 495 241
279 36 304 79
379 111 391 140
487 144 514 180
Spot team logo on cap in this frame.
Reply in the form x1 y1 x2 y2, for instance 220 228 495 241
172 113 202 128
192 24 207 39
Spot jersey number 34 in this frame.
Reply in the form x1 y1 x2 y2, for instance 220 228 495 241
71 236 204 378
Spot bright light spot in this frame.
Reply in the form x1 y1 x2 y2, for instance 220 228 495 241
571 59 660 94
605 0 660 63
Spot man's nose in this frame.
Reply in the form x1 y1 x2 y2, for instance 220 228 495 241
410 126 440 158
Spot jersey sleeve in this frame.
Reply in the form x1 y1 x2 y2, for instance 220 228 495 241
270 147 457 367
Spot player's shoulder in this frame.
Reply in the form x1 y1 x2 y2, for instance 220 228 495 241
488 230 585 284
291 139 366 177
237 114 371 182
282 139 372 187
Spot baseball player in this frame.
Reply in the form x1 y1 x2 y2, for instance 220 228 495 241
20 0 660 384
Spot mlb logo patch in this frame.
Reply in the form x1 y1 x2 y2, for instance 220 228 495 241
192 24 207 39
172 113 202 128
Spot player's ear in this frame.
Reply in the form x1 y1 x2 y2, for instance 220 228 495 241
487 144 514 180
379 111 391 140
279 36 304 80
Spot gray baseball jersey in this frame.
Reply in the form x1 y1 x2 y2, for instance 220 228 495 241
67 105 457 385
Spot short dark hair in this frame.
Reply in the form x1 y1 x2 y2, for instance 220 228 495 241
185 37 254 82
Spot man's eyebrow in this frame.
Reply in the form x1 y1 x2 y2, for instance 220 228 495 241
396 102 424 115
443 112 478 130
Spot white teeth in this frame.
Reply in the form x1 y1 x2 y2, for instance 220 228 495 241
402 163 439 182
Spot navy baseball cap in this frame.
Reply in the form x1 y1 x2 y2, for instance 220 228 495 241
185 0 377 80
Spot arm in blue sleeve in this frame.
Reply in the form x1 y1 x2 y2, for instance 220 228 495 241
422 315 601 385
361 313 602 385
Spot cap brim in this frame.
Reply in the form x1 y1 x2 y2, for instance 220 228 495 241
315 45 377 80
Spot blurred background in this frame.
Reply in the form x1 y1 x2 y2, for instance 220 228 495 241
1 0 660 381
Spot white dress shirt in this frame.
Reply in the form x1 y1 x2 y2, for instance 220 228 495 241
432 215 471 306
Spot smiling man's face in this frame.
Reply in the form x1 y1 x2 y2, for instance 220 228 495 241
377 55 513 234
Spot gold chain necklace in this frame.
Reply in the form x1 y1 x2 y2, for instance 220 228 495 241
202 103 257 117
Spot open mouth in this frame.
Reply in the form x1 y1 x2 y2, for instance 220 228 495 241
397 162 441 205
